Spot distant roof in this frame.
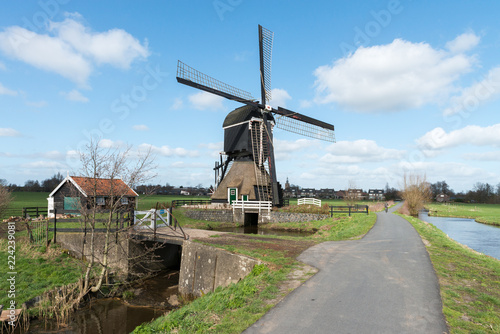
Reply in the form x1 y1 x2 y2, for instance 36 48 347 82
49 176 138 197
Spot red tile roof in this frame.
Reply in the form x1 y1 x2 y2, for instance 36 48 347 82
71 176 138 197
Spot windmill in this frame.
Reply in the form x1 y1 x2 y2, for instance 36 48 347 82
176 25 335 207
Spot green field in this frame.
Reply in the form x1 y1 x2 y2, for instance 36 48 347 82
426 202 500 226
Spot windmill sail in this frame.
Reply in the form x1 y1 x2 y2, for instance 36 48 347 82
275 107 336 142
176 60 257 106
259 25 274 105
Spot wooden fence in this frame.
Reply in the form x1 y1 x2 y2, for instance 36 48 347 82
298 198 322 207
171 199 212 207
23 206 48 218
330 205 369 216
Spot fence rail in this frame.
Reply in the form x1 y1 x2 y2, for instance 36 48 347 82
232 200 272 216
298 198 322 207
1 208 22 220
330 205 369 216
23 207 48 218
171 199 212 208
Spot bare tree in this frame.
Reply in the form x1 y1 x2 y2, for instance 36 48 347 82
400 173 432 216
78 139 156 297
0 179 12 218
343 180 359 207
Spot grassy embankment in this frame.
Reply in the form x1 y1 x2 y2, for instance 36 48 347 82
401 214 500 333
426 202 500 226
0 239 83 310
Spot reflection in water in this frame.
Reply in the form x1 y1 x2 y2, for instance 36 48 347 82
27 299 163 334
67 299 163 334
419 211 500 260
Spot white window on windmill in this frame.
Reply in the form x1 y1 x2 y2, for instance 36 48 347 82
120 197 129 205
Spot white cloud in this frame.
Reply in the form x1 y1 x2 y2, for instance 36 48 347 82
446 32 480 54
269 88 291 108
463 151 500 161
0 128 21 137
61 89 89 102
171 97 183 110
0 26 92 86
0 15 149 86
199 142 223 151
313 36 475 112
188 91 225 111
98 139 125 148
321 139 406 163
138 143 199 157
133 124 149 131
394 160 497 189
0 82 17 96
443 67 500 116
416 124 500 150
170 161 207 168
50 17 149 69
21 160 65 169
274 138 317 160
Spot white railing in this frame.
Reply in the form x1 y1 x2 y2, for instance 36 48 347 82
133 208 171 230
298 198 322 207
232 200 272 216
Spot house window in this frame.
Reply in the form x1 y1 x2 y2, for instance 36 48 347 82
64 197 79 210
96 197 105 206
120 197 129 205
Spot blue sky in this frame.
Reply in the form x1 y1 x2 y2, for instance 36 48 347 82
1 0 499 192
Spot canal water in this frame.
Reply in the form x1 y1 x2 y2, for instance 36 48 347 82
25 270 179 333
419 211 500 260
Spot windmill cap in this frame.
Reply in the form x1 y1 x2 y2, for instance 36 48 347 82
223 105 275 128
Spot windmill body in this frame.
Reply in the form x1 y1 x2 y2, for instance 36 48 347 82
176 25 335 207
211 105 279 204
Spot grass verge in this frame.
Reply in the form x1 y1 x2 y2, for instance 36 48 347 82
426 203 500 226
0 237 83 309
400 214 500 333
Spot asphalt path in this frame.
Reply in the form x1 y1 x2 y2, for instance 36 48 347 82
244 203 448 333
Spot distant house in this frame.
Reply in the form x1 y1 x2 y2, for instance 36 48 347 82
300 188 316 198
345 188 365 200
368 189 385 201
318 188 336 199
436 193 450 203
47 176 138 217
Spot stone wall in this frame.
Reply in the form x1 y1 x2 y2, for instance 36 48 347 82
56 232 181 277
184 209 328 223
184 209 234 222
179 240 260 298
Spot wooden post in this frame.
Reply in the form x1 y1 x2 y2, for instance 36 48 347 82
348 206 351 217
154 202 159 239
53 209 57 244
46 218 49 247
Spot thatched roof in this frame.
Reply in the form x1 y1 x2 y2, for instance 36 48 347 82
211 161 270 201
